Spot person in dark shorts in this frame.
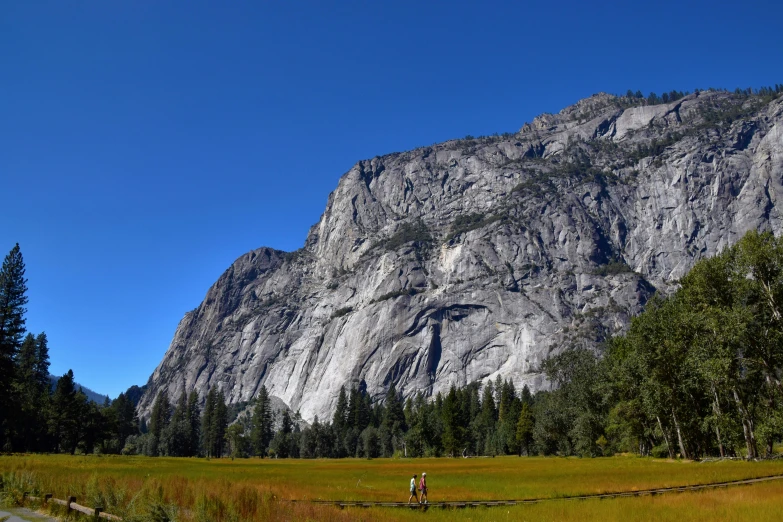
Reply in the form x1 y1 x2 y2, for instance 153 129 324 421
408 474 419 504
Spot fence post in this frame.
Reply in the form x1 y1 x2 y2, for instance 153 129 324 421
22 491 28 503
94 506 103 520
67 496 76 512
44 493 52 503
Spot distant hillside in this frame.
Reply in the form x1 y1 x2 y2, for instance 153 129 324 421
49 374 109 404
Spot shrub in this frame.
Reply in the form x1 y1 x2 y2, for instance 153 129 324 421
593 260 633 276
447 213 503 240
330 307 353 319
378 221 432 251
373 288 420 303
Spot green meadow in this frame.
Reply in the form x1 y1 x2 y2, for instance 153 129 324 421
2 454 783 521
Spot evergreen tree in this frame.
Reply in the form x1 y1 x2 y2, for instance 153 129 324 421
0 244 28 446
149 391 171 456
441 385 464 456
380 383 406 456
186 391 200 456
515 402 534 455
299 416 318 458
213 390 228 457
78 394 105 454
161 391 189 456
48 370 82 454
108 392 138 453
201 387 216 457
12 333 44 450
271 409 294 458
251 385 273 457
332 386 348 456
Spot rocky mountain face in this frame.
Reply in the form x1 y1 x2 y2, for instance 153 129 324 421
137 90 783 422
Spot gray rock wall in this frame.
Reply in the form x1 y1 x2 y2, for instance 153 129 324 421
138 91 783 422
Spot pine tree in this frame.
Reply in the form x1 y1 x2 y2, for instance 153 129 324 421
162 391 189 456
78 394 105 454
0 244 28 446
516 403 534 456
271 409 294 458
201 388 216 457
186 391 200 456
251 385 273 457
380 383 406 456
12 332 51 451
201 388 228 458
213 390 228 457
149 391 171 456
441 385 464 456
49 370 82 454
109 392 138 453
332 387 348 433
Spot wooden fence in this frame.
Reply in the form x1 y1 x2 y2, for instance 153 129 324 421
23 492 122 521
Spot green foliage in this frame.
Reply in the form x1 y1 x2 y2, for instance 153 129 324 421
330 306 353 318
593 259 634 276
0 244 28 446
148 391 171 456
378 221 432 251
201 387 228 458
48 370 90 454
512 172 555 196
627 132 683 164
373 287 421 303
602 230 783 459
446 213 503 241
251 386 273 457
698 98 765 127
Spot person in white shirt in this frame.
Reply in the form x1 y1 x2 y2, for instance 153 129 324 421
408 474 419 504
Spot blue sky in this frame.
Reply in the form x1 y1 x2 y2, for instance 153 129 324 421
2 0 782 398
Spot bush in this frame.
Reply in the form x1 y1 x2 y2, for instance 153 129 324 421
374 288 420 303
380 221 432 251
330 307 353 319
447 213 502 240
593 260 633 276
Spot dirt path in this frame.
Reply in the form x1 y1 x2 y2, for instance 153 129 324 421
309 473 783 509
0 508 58 522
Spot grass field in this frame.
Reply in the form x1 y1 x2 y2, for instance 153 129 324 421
2 454 783 521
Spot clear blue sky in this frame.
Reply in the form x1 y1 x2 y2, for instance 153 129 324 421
2 0 781 398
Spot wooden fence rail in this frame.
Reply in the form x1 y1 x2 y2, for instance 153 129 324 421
23 492 122 521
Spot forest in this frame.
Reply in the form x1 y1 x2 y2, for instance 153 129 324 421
1 229 782 460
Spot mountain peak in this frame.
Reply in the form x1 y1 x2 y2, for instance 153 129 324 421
138 89 783 422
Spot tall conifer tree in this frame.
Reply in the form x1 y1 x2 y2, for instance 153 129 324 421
186 390 200 456
0 244 28 446
251 385 273 457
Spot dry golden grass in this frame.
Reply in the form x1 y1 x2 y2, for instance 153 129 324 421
2 454 782 521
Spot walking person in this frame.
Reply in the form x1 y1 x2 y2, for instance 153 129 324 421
408 474 419 504
419 472 428 504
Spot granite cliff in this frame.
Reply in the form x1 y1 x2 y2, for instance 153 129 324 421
137 90 783 422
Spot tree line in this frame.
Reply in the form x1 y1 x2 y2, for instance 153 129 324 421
202 230 783 460
530 230 783 459
0 244 135 453
212 378 536 459
4 230 783 459
622 84 782 106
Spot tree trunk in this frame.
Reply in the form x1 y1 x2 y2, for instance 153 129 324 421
671 409 689 460
712 387 725 458
656 415 674 459
733 388 757 459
